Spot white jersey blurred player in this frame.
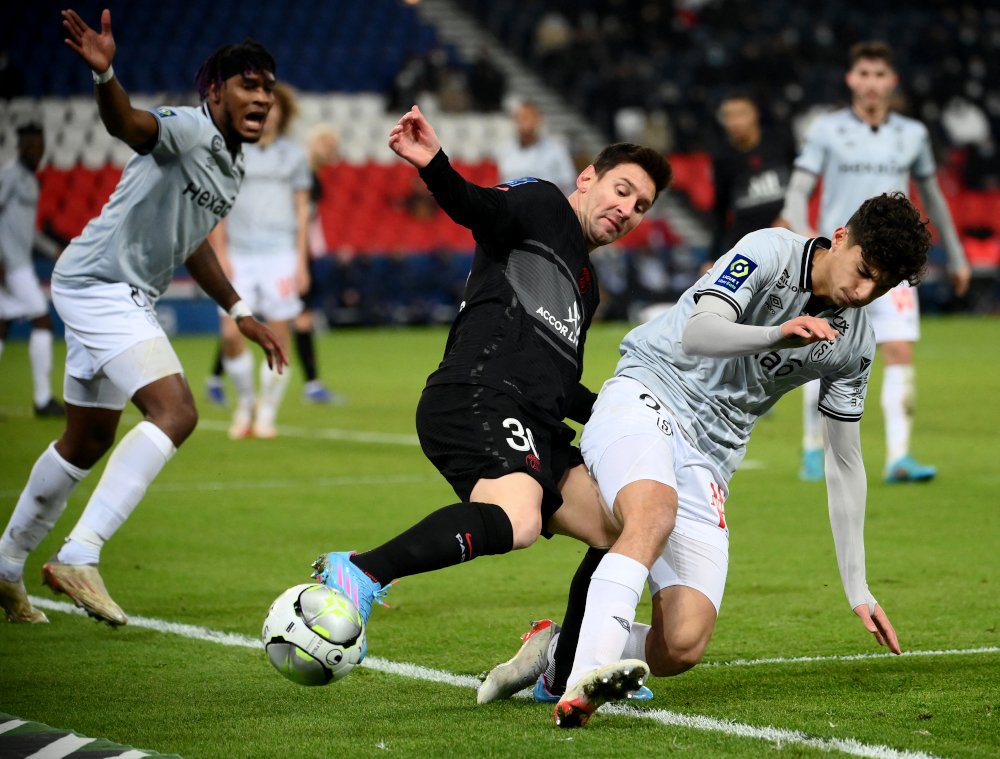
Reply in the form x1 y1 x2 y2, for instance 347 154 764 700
780 41 970 483
0 123 64 417
0 10 286 626
209 82 311 439
481 193 930 729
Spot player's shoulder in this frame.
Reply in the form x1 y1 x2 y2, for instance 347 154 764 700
496 175 565 203
887 111 929 136
734 227 806 263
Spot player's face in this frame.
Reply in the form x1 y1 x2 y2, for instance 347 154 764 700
845 58 898 110
576 162 656 249
18 134 45 172
822 228 893 308
720 99 758 143
212 70 276 145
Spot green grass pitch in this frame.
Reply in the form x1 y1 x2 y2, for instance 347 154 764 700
1 316 998 757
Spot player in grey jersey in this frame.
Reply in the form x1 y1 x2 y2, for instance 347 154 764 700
0 10 286 626
482 193 930 728
780 41 970 484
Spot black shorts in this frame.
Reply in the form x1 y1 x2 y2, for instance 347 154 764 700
416 383 582 528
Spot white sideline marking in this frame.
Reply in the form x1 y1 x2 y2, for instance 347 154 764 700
706 647 1000 667
26 597 980 757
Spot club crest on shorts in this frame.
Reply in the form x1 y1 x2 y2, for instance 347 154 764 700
525 453 541 471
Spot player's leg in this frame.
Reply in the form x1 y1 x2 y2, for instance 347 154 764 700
221 313 254 438
29 313 64 416
869 284 933 482
312 385 557 622
800 379 824 481
252 317 291 439
205 343 226 406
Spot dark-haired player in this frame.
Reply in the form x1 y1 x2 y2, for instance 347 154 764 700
0 9 286 626
312 105 670 677
781 41 970 483
482 193 931 728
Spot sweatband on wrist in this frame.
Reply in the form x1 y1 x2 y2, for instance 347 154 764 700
92 65 115 85
228 300 252 321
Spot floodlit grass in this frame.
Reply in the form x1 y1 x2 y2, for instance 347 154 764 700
1 316 998 757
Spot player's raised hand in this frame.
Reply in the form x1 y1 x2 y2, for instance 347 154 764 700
854 602 901 655
388 105 441 169
63 8 115 74
778 315 839 346
238 318 289 374
951 263 971 298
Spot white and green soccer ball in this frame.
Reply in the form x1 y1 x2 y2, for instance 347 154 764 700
262 583 366 686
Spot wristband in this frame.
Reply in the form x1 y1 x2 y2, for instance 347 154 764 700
228 299 252 321
92 65 115 85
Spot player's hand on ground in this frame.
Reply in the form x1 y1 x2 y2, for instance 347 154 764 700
778 315 839 346
238 318 289 373
388 105 441 169
951 264 971 298
854 602 901 655
62 8 116 74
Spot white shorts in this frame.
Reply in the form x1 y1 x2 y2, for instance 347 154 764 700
0 266 48 321
581 375 731 610
227 251 302 322
52 283 183 409
866 282 920 344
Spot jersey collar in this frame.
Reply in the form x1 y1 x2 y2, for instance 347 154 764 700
799 236 830 292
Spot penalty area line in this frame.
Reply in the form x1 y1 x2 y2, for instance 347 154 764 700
27 597 962 758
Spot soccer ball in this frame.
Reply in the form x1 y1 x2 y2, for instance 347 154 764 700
262 583 366 686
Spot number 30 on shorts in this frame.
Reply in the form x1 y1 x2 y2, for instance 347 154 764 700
502 417 539 457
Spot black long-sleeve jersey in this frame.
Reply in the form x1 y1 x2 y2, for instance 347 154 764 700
418 150 599 427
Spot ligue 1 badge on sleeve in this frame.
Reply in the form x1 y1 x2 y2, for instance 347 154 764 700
715 256 758 292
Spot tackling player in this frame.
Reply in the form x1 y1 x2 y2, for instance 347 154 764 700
0 9 286 626
780 41 970 483
311 105 670 644
481 192 930 728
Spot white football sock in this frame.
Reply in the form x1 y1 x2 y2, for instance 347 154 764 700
621 621 651 662
566 552 648 689
58 421 176 566
0 338 5 361
223 350 256 412
28 328 54 407
0 443 89 581
255 360 290 427
882 364 915 465
802 378 824 450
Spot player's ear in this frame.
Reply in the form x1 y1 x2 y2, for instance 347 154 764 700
576 165 596 193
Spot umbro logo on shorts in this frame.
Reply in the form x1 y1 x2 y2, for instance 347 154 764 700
613 616 631 632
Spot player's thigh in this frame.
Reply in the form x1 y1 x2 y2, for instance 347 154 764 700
867 283 920 345
0 266 47 320
255 251 303 323
548 463 620 547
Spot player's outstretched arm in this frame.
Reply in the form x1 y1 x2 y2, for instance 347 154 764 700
185 240 288 372
62 8 157 151
388 105 442 169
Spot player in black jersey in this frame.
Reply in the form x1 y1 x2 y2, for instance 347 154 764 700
312 105 670 628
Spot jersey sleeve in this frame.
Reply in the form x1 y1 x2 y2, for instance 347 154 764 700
818 340 875 422
149 106 202 158
912 123 937 179
693 230 781 320
290 143 312 192
793 117 828 176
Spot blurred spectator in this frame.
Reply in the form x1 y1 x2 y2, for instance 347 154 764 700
468 48 506 112
496 101 577 195
0 50 25 98
709 94 795 260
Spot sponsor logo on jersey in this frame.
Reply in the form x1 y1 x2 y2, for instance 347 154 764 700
766 294 783 315
776 268 800 292
534 302 580 346
181 181 233 218
211 135 223 152
502 177 538 187
715 256 758 292
155 107 177 118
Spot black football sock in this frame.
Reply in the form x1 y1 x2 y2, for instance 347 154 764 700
546 546 609 694
350 502 514 586
294 328 319 382
211 346 223 378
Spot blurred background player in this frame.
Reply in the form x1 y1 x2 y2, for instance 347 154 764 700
496 100 577 196
209 81 310 439
709 94 795 261
297 122 344 404
0 122 65 417
780 41 970 483
0 10 285 625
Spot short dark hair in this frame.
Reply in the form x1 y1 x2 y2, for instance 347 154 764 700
16 122 43 137
592 143 672 202
194 39 276 100
845 192 930 286
849 40 894 69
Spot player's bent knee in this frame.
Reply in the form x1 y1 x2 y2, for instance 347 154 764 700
508 511 542 550
647 636 708 677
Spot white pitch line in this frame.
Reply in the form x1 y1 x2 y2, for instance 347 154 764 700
196 419 420 446
705 646 1000 667
26 597 977 758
